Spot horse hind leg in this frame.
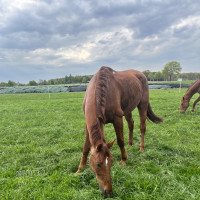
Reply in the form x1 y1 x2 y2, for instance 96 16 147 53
125 113 134 146
137 103 148 152
76 125 90 173
192 95 200 112
113 116 127 165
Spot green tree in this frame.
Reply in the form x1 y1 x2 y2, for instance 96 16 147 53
143 70 151 80
29 80 38 86
82 76 87 83
7 80 17 87
0 82 7 87
154 71 164 81
162 61 182 81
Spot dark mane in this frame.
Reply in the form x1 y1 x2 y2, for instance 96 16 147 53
89 66 114 146
95 66 114 122
90 121 102 146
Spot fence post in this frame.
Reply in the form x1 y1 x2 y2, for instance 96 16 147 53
177 78 182 93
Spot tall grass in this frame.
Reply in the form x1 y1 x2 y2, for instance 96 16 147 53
0 89 199 199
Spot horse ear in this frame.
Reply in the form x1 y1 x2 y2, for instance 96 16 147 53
107 140 115 149
96 143 103 152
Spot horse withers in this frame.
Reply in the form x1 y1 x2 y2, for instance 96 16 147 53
76 66 163 197
180 80 200 113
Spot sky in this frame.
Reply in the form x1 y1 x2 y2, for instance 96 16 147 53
0 0 200 83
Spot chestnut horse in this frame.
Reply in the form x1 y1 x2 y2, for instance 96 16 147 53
180 80 200 113
76 66 162 197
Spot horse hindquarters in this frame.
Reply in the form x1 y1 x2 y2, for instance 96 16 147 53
137 102 148 152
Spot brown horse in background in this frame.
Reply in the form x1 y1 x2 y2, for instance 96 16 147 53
180 80 200 113
76 66 163 197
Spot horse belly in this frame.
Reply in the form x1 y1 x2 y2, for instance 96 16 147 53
121 82 143 111
122 96 141 114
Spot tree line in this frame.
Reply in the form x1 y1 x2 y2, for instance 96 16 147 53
0 75 92 87
140 61 199 81
0 61 200 87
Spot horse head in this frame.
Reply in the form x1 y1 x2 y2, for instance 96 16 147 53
180 96 189 113
90 140 115 198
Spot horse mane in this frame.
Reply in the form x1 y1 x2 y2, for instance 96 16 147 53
89 66 114 146
90 121 103 146
95 66 114 122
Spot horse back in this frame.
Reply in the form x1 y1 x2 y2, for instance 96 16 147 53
112 69 148 114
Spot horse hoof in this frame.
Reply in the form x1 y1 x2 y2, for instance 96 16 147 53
75 169 82 175
139 147 144 152
120 160 126 166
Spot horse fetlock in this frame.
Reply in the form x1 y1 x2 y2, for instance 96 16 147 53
121 152 128 162
76 163 86 174
139 145 144 152
128 140 133 146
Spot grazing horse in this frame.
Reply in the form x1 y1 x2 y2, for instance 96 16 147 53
76 66 163 197
180 80 200 113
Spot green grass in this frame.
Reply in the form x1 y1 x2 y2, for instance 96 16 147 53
0 89 200 200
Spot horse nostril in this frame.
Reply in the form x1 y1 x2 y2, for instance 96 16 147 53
103 190 112 198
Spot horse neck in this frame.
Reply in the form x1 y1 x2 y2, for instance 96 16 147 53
184 82 199 100
85 67 113 147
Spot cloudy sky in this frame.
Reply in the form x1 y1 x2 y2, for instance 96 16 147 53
0 0 200 83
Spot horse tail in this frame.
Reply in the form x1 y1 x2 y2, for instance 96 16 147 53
147 103 163 123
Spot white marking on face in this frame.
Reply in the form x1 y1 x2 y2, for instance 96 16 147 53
105 157 108 166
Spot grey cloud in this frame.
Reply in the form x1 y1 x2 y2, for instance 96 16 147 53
0 0 200 82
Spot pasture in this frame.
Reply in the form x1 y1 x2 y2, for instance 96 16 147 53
0 89 200 200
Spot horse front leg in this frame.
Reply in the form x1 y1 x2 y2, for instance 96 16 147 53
113 116 127 165
76 125 90 173
192 95 200 112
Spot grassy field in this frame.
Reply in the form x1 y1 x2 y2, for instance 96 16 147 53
0 89 200 200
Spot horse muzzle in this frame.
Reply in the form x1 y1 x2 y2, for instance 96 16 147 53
103 190 113 198
99 185 113 198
